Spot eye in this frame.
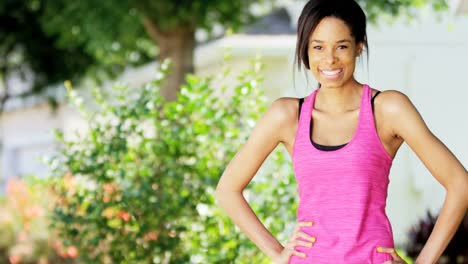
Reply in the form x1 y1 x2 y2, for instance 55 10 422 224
313 46 322 50
337 45 348 50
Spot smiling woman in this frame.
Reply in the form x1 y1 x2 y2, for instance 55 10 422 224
295 0 367 91
307 17 360 90
215 0 468 264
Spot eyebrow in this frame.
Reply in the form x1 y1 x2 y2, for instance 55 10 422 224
310 39 352 44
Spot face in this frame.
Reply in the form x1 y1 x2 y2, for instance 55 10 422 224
307 17 362 88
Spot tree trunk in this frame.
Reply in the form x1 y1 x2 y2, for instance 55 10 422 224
142 17 195 101
0 66 10 114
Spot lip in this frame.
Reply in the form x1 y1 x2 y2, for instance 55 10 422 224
319 68 343 79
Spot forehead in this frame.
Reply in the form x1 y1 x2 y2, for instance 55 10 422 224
309 17 353 41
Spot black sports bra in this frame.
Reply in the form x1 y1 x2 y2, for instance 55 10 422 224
298 91 381 151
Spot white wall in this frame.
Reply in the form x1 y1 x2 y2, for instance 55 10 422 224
0 104 86 184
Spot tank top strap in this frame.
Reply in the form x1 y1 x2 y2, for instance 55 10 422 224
357 84 375 133
363 84 372 114
297 89 318 142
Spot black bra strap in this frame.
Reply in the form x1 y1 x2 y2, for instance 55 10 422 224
371 91 381 112
298 97 304 120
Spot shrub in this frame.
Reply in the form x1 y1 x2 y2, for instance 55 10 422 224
406 210 468 263
47 58 297 263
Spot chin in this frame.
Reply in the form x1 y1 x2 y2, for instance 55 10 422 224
316 79 345 89
316 75 355 89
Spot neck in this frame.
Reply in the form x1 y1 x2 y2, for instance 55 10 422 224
315 80 363 113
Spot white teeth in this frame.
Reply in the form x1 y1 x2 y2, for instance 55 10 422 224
321 69 342 76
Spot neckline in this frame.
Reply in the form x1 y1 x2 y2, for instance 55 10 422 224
307 84 366 153
311 140 347 151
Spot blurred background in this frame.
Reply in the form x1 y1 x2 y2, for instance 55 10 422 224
0 0 467 263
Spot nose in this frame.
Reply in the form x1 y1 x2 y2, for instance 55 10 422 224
324 49 337 64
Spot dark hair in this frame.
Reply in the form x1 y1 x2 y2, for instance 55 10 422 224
295 0 368 71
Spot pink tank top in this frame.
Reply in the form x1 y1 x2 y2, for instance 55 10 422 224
291 84 394 264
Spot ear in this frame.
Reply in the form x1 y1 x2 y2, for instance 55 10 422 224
356 42 364 57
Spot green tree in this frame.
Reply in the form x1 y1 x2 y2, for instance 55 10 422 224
0 0 94 112
33 0 275 101
0 0 448 107
357 0 447 22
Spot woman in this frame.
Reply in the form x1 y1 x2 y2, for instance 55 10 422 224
214 0 468 263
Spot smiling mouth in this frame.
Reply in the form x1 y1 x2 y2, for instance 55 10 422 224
319 68 343 77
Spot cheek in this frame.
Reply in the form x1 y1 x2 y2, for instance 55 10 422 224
307 52 321 68
336 54 358 73
343 57 356 69
339 50 357 62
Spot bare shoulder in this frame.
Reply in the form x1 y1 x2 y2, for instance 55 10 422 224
264 97 300 142
374 89 412 112
373 89 425 139
268 97 300 122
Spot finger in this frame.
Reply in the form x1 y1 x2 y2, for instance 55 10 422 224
296 221 314 229
377 247 401 260
376 247 394 254
294 221 313 234
296 231 316 243
390 251 402 261
294 239 313 248
284 240 296 250
291 250 307 259
286 234 297 244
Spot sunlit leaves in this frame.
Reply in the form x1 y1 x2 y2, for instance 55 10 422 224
48 57 298 263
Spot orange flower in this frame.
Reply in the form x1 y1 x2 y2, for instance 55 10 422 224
6 178 28 196
17 231 28 242
6 178 29 210
117 211 131 222
52 241 62 251
67 246 79 258
103 195 111 203
103 183 116 194
24 205 44 218
144 231 159 241
9 255 22 264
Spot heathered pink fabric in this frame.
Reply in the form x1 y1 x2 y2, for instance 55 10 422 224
290 84 395 264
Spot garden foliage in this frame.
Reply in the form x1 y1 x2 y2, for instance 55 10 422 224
47 58 298 263
0 177 75 264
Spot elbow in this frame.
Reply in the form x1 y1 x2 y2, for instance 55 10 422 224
215 170 245 207
214 186 230 201
214 183 242 207
214 184 227 206
447 175 468 209
214 188 230 210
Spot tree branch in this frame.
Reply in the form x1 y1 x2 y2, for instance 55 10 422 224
141 16 161 44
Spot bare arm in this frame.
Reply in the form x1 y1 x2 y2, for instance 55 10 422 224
382 91 468 263
215 98 296 260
